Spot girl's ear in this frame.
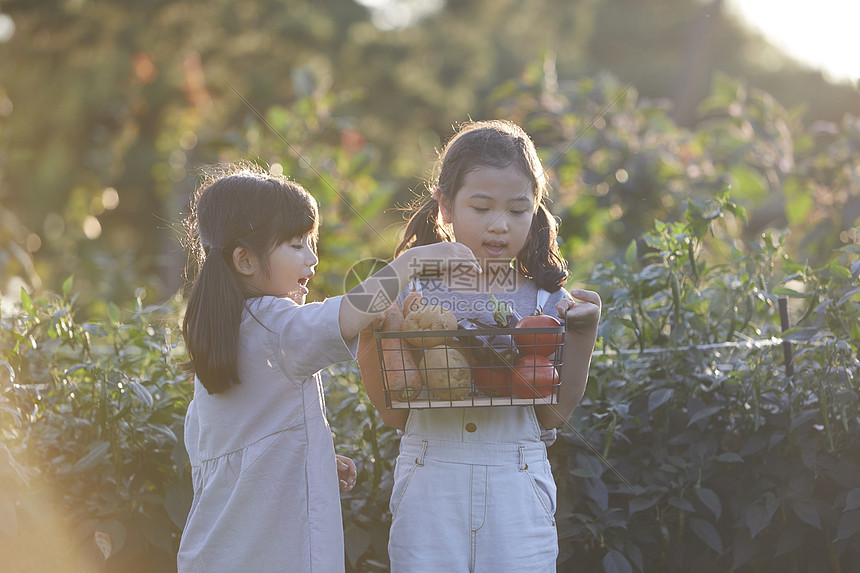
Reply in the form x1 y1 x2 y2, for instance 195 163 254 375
438 198 453 224
232 246 258 277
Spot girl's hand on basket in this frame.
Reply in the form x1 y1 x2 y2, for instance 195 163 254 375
336 455 357 492
557 289 601 335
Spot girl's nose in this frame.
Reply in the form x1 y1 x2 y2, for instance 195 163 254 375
307 249 319 266
486 213 509 233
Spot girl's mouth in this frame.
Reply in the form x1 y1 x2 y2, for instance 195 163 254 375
297 276 311 295
483 242 506 258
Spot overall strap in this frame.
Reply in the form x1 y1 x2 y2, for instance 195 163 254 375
535 288 551 315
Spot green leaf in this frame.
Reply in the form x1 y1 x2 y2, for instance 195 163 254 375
64 363 89 376
716 452 744 463
95 520 127 558
0 361 16 389
732 529 758 568
570 453 604 479
837 287 860 307
143 512 176 552
81 323 108 336
585 477 609 511
0 444 28 483
844 488 860 511
744 500 776 539
0 405 21 424
624 239 637 266
784 187 814 225
783 327 820 342
488 294 514 325
344 523 371 567
629 497 658 515
147 423 179 444
108 303 121 324
836 509 860 541
164 481 193 529
129 381 154 409
687 405 723 427
62 275 74 298
690 517 724 554
695 487 722 520
20 287 33 314
789 409 818 432
648 388 673 412
669 496 695 512
772 287 804 296
69 441 110 474
602 549 633 573
739 434 768 456
792 501 821 529
728 165 767 200
828 261 852 279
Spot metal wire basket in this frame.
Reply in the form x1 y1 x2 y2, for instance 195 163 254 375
373 324 565 409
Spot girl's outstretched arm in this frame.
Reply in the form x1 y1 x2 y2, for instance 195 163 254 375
535 289 601 429
357 315 409 429
338 242 480 342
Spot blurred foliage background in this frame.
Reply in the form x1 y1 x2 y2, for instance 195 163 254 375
1 0 858 312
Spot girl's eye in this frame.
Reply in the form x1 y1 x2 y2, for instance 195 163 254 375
472 207 489 213
510 210 528 216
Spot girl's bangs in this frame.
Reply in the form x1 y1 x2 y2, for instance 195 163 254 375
272 188 319 246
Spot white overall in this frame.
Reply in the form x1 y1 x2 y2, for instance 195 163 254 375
388 284 563 572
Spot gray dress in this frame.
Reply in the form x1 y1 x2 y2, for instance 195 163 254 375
178 295 357 573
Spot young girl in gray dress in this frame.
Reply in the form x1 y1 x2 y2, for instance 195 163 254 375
177 164 480 573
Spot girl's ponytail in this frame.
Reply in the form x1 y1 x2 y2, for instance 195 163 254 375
516 202 569 292
182 247 246 394
395 196 454 256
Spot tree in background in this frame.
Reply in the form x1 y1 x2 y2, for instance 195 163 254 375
0 0 858 312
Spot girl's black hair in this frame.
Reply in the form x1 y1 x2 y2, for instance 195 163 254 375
182 164 319 394
396 119 568 291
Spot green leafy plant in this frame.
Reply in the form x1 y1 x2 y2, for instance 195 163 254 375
1 282 191 573
325 366 399 572
551 197 860 572
2 196 858 572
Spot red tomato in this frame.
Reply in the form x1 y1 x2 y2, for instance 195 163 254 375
511 354 559 398
473 365 513 396
513 315 563 357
